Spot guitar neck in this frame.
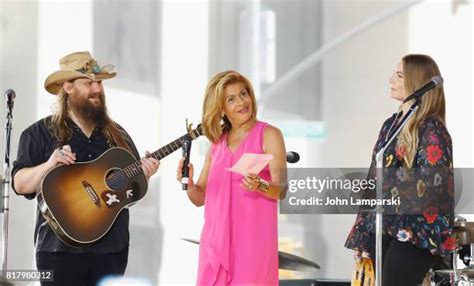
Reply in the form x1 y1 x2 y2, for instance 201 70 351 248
122 128 201 179
150 133 191 160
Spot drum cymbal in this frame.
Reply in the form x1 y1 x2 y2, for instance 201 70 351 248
278 251 320 271
181 238 199 245
181 238 320 271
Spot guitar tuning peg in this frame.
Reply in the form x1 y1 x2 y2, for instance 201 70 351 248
186 119 193 132
186 119 197 139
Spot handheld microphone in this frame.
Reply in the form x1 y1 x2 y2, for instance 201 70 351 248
286 151 300 163
403 76 443 103
181 139 192 190
4 89 15 114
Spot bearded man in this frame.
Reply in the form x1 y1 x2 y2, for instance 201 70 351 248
12 51 160 286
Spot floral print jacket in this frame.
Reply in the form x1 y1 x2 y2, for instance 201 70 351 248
345 114 455 257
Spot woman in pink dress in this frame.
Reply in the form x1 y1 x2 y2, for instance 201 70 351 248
177 71 287 285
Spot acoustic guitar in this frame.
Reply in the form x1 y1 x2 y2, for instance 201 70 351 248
37 124 202 247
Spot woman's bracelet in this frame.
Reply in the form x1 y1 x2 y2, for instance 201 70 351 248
257 179 270 193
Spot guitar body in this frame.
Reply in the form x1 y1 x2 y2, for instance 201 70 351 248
39 147 147 247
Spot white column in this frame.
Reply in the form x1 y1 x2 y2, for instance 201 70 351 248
158 1 209 284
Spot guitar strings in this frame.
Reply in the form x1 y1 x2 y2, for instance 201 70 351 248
92 134 190 187
54 129 201 196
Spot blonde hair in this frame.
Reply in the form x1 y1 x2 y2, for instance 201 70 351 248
397 54 446 168
202 71 258 143
46 87 133 153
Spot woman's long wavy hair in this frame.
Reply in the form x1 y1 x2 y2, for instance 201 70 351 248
397 54 446 168
46 87 133 152
202 71 258 143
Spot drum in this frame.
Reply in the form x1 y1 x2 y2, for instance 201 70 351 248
454 218 474 246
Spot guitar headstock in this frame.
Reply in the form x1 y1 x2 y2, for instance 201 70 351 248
186 120 203 140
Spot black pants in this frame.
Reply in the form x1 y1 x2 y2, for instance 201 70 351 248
371 235 440 286
36 247 128 286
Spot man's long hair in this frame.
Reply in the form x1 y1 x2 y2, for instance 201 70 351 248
46 88 133 153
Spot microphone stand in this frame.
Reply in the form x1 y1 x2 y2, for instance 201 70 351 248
1 99 13 278
374 100 420 286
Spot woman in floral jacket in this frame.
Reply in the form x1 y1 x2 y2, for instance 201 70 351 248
345 54 454 286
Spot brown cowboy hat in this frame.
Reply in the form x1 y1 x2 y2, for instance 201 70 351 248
44 51 117 95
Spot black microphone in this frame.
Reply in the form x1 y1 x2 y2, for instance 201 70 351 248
286 151 300 163
403 76 443 103
181 139 192 190
4 89 15 114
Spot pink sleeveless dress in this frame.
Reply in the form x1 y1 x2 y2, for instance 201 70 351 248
197 121 278 285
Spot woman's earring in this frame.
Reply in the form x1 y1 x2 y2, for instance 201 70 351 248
220 114 225 126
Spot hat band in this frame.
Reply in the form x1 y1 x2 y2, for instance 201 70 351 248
76 64 101 75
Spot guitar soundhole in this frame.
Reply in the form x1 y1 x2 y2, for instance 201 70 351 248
105 168 129 192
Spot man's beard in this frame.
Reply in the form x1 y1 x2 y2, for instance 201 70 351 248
68 92 108 127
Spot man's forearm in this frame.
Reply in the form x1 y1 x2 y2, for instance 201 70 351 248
14 162 52 195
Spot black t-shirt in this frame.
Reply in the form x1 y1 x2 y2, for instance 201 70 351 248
12 116 140 253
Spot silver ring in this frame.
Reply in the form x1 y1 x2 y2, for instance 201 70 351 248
59 149 64 157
